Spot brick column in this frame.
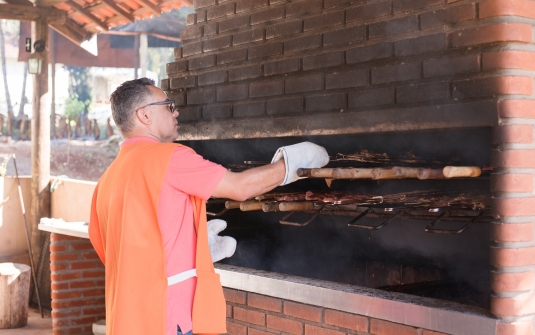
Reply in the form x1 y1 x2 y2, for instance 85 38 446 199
50 233 105 335
491 99 535 334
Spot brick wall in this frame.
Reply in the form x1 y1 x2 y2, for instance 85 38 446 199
164 0 535 333
224 288 448 335
50 233 105 335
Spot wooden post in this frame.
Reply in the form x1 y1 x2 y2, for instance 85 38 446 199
50 29 56 138
30 17 51 270
140 33 148 78
134 34 140 79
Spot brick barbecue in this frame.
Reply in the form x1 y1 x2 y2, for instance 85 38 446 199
160 0 535 334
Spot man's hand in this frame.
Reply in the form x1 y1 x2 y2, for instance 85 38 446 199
207 219 237 263
271 142 329 185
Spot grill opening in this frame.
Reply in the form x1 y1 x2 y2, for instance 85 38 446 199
178 128 491 309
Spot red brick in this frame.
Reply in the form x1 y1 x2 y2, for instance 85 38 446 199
251 7 284 25
451 23 532 47
499 100 535 118
187 88 216 105
198 70 227 86
52 272 81 282
167 60 187 74
180 26 202 41
372 62 420 84
247 293 282 312
304 11 344 32
174 47 182 60
227 304 233 318
264 58 300 76
248 328 275 335
52 291 81 300
189 55 216 70
266 315 303 335
249 42 283 59
186 13 196 26
82 307 105 315
217 84 248 101
493 125 533 144
267 97 303 114
303 51 344 71
480 0 535 19
286 0 322 17
284 301 322 322
491 174 533 193
349 88 395 108
51 301 70 309
369 15 419 39
492 271 535 293
394 33 447 56
52 308 81 319
491 246 535 267
305 324 343 335
266 20 302 39
492 149 535 168
420 3 476 29
234 307 266 326
370 319 418 335
393 0 442 13
483 51 535 71
285 74 323 94
492 222 534 242
183 42 202 57
203 104 232 119
160 78 169 91
70 261 97 270
492 198 535 217
204 22 217 36
219 15 250 33
233 28 264 45
323 25 366 47
227 321 247 335
82 288 105 297
51 253 79 262
69 297 105 307
346 1 391 23
203 36 231 52
324 309 368 332
81 270 105 278
249 80 283 98
236 0 269 13
70 280 97 289
422 331 448 335
491 293 535 317
326 70 367 90
423 55 480 78
206 2 235 20
324 0 353 8
229 65 260 82
233 101 266 118
346 42 392 64
496 320 534 335
284 34 322 54
306 93 346 112
51 263 69 272
52 233 80 241
170 76 195 90
217 49 248 65
397 82 449 104
452 76 533 99
51 245 67 252
193 0 215 9
52 282 69 290
71 316 98 326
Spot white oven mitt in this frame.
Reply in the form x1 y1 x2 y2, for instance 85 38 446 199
208 219 237 263
271 141 329 185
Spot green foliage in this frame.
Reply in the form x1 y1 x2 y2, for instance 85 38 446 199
64 94 90 121
65 66 92 116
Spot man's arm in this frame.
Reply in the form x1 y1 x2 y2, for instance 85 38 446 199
211 160 285 201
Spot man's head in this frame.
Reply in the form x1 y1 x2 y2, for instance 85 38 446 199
110 78 179 142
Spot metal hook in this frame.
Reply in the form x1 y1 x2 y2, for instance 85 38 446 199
425 211 483 234
279 206 324 227
348 209 406 230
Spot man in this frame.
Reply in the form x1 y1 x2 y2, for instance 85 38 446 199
89 78 329 335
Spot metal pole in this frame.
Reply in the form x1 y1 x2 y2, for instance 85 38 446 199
12 154 43 318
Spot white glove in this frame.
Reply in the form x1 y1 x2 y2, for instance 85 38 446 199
271 141 329 185
207 219 237 263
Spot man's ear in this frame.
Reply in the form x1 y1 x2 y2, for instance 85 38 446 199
135 107 152 125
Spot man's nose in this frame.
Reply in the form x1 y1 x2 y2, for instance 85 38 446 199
173 109 179 117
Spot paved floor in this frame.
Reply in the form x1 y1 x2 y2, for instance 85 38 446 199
1 307 52 335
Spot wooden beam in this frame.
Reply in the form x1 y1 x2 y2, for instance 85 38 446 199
100 0 135 23
0 3 65 21
134 0 161 15
66 0 108 31
49 17 92 45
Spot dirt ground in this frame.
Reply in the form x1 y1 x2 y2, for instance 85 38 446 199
0 138 119 181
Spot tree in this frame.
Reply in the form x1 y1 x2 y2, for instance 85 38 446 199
0 20 13 136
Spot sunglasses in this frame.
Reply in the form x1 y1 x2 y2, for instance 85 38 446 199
137 99 175 113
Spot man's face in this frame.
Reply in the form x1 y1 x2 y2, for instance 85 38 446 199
144 86 179 143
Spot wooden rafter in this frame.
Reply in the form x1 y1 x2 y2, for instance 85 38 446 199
50 17 92 45
100 0 136 23
0 3 65 21
134 0 161 15
66 0 109 31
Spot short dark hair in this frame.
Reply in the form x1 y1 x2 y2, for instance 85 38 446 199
110 78 155 134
